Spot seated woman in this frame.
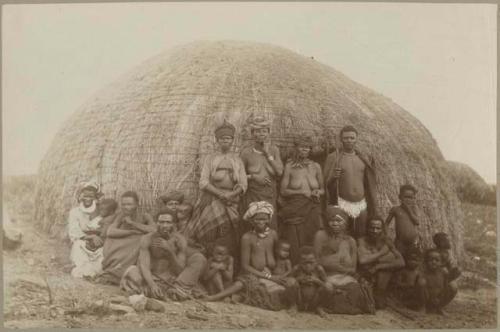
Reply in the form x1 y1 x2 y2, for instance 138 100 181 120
205 201 298 312
313 205 375 314
100 191 156 284
184 120 247 261
67 181 103 278
120 208 207 301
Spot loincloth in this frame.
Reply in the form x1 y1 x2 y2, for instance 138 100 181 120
338 197 367 219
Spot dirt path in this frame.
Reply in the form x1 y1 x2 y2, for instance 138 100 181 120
3 219 497 329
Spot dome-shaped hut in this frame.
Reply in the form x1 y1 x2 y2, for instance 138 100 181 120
34 40 464 261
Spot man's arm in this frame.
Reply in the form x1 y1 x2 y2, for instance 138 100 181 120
106 217 143 238
222 256 234 281
127 214 157 234
166 235 188 275
138 234 156 289
323 152 336 184
315 163 325 195
384 207 395 232
201 259 219 281
374 246 405 271
357 238 388 266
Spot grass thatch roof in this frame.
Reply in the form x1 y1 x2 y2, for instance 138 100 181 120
446 161 496 206
34 40 464 261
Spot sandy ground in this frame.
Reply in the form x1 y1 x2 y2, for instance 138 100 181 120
3 218 497 330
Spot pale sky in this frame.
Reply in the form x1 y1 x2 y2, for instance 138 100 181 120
2 2 497 182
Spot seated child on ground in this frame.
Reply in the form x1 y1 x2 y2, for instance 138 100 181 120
202 244 234 295
273 240 292 277
433 232 461 282
393 247 425 311
421 249 458 314
289 246 330 317
85 198 118 251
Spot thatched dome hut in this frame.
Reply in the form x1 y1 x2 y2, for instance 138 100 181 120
446 161 496 206
34 40 464 261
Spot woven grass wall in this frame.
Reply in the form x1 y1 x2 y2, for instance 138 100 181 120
34 40 464 261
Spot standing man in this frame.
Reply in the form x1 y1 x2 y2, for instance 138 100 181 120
323 125 378 238
240 115 283 232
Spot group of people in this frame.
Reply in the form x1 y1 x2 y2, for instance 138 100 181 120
67 116 459 316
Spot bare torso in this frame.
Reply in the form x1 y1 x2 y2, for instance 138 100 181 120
273 259 290 275
287 163 320 196
359 238 396 267
424 270 446 298
316 231 355 275
338 153 365 202
241 147 277 180
398 269 420 288
148 233 184 278
391 206 419 243
247 231 277 272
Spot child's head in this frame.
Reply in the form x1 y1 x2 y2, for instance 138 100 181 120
212 244 229 262
405 247 422 270
399 184 417 205
299 246 317 274
177 203 193 221
433 232 451 250
98 198 118 217
424 249 442 271
276 240 291 259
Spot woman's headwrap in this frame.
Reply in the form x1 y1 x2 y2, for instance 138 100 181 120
76 179 101 202
326 205 349 224
248 115 271 131
243 201 274 221
214 119 236 138
158 191 185 205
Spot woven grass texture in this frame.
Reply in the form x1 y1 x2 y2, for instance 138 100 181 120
34 40 464 261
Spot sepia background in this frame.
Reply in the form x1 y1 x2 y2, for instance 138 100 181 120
2 2 497 329
2 2 497 183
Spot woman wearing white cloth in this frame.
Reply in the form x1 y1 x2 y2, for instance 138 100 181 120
67 181 104 278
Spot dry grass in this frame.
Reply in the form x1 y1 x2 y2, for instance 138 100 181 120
446 161 496 206
34 40 463 260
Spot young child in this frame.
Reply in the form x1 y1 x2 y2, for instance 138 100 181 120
176 203 193 234
385 184 421 258
202 244 234 295
289 246 330 317
393 247 426 311
421 249 458 314
433 232 461 282
85 198 118 251
273 240 292 277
